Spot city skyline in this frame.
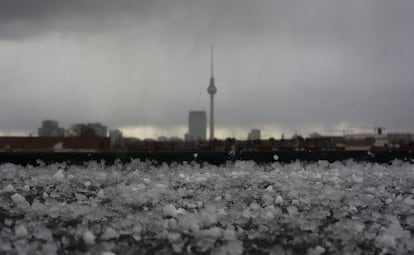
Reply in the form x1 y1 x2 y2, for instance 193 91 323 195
0 118 404 142
1 0 414 139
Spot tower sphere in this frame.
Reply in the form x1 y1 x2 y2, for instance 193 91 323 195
208 81 217 95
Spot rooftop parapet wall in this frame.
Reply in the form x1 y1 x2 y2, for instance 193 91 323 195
0 137 110 151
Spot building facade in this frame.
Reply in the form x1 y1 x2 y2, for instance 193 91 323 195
38 120 64 137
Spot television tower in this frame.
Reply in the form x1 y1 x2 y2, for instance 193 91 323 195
207 45 217 141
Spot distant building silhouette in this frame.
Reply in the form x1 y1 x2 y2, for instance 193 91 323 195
71 123 107 137
159 136 184 142
158 136 168 142
38 120 64 137
248 129 261 140
88 123 107 137
109 129 123 147
187 111 207 141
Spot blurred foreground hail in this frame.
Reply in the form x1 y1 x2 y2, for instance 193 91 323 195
0 160 413 254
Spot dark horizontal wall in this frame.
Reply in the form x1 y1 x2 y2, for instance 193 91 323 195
0 137 110 151
0 150 413 166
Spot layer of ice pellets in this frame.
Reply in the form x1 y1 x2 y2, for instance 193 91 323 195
0 160 413 254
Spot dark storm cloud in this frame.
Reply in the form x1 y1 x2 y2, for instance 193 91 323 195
0 0 176 39
1 0 414 137
0 0 161 21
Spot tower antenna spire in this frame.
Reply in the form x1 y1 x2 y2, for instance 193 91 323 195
211 44 214 78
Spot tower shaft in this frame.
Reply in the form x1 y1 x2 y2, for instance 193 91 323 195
210 94 214 141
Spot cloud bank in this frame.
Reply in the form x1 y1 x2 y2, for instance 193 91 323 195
1 0 414 138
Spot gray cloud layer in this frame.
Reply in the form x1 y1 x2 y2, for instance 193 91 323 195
1 0 414 137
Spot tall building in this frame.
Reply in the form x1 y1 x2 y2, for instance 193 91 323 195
248 129 261 140
207 45 217 141
38 120 64 137
187 111 207 141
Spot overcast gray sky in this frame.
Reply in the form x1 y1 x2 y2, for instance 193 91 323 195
0 0 413 139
